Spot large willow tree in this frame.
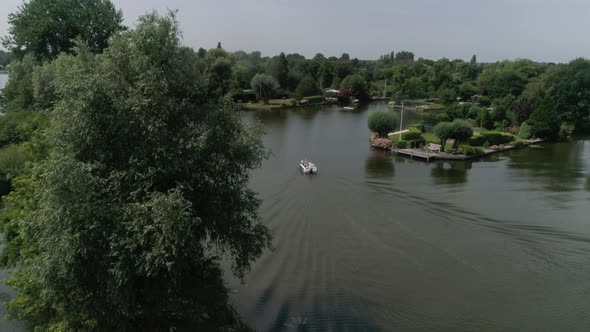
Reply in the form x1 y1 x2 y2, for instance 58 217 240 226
3 13 270 331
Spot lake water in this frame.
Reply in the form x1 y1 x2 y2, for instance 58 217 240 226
229 102 590 331
0 100 589 331
0 73 7 90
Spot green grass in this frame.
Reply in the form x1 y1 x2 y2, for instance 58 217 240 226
388 133 402 142
422 132 439 144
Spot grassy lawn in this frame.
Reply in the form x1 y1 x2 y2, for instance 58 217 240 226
422 132 438 144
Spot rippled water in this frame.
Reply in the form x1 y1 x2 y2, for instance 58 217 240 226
229 102 590 331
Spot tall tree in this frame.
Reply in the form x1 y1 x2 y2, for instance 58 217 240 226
266 52 289 89
2 0 124 60
2 13 270 331
251 73 279 104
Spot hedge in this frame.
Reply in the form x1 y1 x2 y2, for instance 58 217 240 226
402 131 423 141
396 140 408 149
303 96 323 104
468 131 515 146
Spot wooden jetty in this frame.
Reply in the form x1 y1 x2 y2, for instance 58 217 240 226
393 139 544 162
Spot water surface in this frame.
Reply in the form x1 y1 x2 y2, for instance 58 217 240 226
230 102 590 331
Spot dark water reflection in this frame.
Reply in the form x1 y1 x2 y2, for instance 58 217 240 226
365 151 395 178
230 103 590 331
430 161 472 185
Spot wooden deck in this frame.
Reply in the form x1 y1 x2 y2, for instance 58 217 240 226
393 139 544 162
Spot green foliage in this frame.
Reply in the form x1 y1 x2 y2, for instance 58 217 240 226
0 144 27 196
445 103 470 120
542 58 590 130
478 59 543 98
511 141 526 148
0 111 48 147
205 47 235 97
3 0 124 60
296 75 319 98
467 105 483 119
303 95 323 104
266 52 289 89
402 131 423 141
396 140 408 149
518 121 533 139
368 111 399 138
434 120 473 151
449 119 474 144
478 95 491 107
494 119 510 132
468 135 486 146
0 54 37 112
0 50 11 67
251 73 279 104
2 13 270 331
477 108 493 129
341 74 369 100
527 99 562 140
469 131 515 146
433 121 453 151
460 145 476 156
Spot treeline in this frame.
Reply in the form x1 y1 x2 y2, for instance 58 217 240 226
192 44 589 140
0 50 11 69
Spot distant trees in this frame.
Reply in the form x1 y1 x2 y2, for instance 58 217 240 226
205 47 235 97
395 51 415 63
266 52 289 89
2 0 124 60
368 111 399 137
341 74 369 100
0 50 11 67
296 75 319 98
251 73 279 104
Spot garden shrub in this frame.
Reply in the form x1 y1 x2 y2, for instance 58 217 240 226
303 95 323 104
468 135 486 146
396 140 408 149
460 145 475 156
368 111 399 137
518 121 532 139
371 138 392 149
469 131 514 146
481 131 514 145
402 131 423 141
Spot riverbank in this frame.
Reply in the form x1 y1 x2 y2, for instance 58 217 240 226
238 102 324 111
392 138 544 162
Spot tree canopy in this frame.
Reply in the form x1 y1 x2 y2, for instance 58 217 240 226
251 73 279 104
368 111 399 137
2 0 124 60
0 12 270 331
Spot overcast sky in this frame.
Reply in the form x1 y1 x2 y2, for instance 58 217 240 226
1 0 589 62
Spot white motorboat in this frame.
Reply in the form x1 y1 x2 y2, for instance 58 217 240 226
343 106 355 110
300 160 318 174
